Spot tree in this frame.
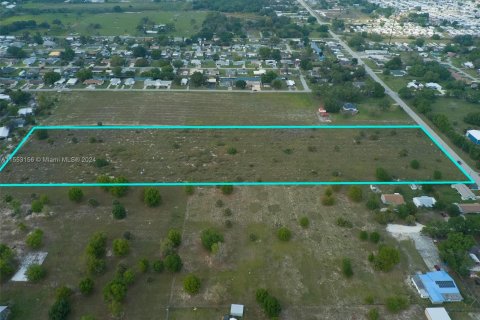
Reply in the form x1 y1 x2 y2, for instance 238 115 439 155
48 298 71 320
76 68 93 82
26 263 46 282
372 246 400 272
68 187 84 203
61 47 75 62
261 71 278 84
143 188 161 207
7 46 27 59
342 258 353 278
348 186 363 202
164 253 182 272
331 18 345 31
153 260 164 273
277 227 292 241
112 202 126 220
85 232 107 258
9 90 31 105
371 82 385 98
132 46 147 58
112 238 130 257
438 232 475 276
201 228 224 252
103 279 127 302
167 229 182 247
26 229 44 249
43 71 61 86
0 244 16 281
172 60 184 69
110 55 125 67
183 274 201 295
79 277 94 295
256 289 282 318
398 87 413 99
190 71 205 87
137 258 149 273
220 185 234 195
235 80 246 89
110 177 129 197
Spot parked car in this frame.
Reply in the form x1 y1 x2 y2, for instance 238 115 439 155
434 264 441 271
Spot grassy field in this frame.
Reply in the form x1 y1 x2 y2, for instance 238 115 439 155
0 185 427 319
0 128 467 184
0 10 206 37
40 92 412 126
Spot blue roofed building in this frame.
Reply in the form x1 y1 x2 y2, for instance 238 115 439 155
411 271 463 304
466 130 480 145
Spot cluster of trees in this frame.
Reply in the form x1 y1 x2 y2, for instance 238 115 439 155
160 229 183 272
192 0 269 12
48 286 73 320
422 215 480 276
96 175 129 197
201 228 224 252
256 289 281 318
0 20 47 35
85 232 108 275
103 264 137 316
193 12 245 45
140 64 175 80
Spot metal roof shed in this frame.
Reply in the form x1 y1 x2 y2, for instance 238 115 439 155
425 307 451 320
230 304 244 317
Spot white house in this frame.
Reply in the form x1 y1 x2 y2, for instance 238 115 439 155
66 78 78 86
0 94 11 101
110 78 122 86
253 69 266 76
18 107 33 116
124 78 135 86
286 80 295 87
413 196 437 208
0 126 9 139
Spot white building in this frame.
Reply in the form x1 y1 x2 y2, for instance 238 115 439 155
425 307 451 320
413 196 437 208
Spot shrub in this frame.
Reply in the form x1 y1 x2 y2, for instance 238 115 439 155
36 129 49 140
321 195 335 206
348 186 363 202
112 203 126 220
88 198 99 207
367 308 379 320
86 256 106 275
143 188 161 207
299 217 309 228
68 187 84 203
153 260 164 273
86 232 107 258
31 200 44 213
255 289 281 318
385 296 408 313
94 158 109 168
0 244 16 281
410 159 420 169
110 177 129 197
167 229 182 247
26 229 44 249
359 230 368 241
369 231 380 244
342 258 353 278
201 228 224 252
433 170 442 180
277 227 292 241
375 167 390 181
137 258 149 273
220 185 234 195
324 187 333 196
55 286 73 300
79 277 94 295
183 274 201 295
336 218 353 228
112 238 130 257
164 253 182 272
26 263 46 282
184 185 195 195
227 147 237 155
366 196 380 210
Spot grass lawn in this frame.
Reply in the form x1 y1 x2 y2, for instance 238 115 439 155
0 127 467 184
0 10 206 37
0 185 427 319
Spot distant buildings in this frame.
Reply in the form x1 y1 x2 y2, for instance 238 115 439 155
412 271 463 304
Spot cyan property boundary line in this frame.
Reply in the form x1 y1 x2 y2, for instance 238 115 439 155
0 125 474 187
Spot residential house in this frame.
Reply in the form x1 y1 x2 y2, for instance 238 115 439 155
411 271 463 304
381 193 405 206
425 307 451 320
0 126 9 139
456 203 480 214
413 196 437 208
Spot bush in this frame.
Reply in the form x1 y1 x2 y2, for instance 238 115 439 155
48 298 71 320
342 258 353 278
277 227 292 241
385 296 408 313
79 277 94 295
143 188 161 207
410 159 420 169
36 129 49 140
336 218 353 228
68 187 84 203
433 170 442 180
184 185 195 195
201 228 224 252
183 274 201 295
112 238 130 257
88 198 99 207
110 177 129 197
26 263 46 282
112 203 126 220
26 229 44 249
167 229 182 247
359 230 368 240
137 258 149 273
153 260 164 273
299 217 309 228
369 231 380 244
55 286 73 300
227 147 237 155
31 200 44 213
220 185 234 195
348 186 363 202
366 196 380 210
86 232 107 258
321 195 335 206
375 167 390 181
164 253 182 272
94 158 109 168
86 256 106 275
0 244 16 281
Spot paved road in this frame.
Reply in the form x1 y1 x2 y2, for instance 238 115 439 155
297 0 479 186
443 58 480 82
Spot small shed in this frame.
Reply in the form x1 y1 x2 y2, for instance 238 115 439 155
413 196 436 208
230 304 244 317
425 307 451 320
467 130 480 145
